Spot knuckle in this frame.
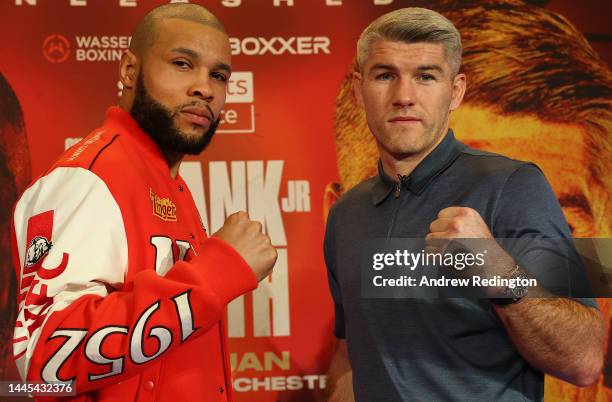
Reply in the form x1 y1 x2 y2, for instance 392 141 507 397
450 218 462 231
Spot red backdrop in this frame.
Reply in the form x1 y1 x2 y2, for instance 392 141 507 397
1 1 610 401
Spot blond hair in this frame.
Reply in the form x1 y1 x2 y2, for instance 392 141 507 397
357 7 462 75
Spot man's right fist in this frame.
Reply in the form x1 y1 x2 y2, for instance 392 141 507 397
212 211 277 281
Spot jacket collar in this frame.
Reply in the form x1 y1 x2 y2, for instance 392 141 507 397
103 106 171 175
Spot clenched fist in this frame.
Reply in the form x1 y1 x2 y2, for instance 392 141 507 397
213 211 277 281
426 206 493 245
426 206 514 278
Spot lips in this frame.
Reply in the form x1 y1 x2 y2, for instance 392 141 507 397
180 106 213 126
389 115 422 123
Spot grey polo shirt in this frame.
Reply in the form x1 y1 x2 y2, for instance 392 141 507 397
324 130 597 402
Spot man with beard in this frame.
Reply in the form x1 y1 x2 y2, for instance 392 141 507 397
10 4 276 401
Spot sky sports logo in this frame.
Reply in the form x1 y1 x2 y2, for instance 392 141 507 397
219 72 255 134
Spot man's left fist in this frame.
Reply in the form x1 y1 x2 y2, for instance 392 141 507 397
426 207 493 251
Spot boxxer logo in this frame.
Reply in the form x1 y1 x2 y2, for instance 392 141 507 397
229 37 331 56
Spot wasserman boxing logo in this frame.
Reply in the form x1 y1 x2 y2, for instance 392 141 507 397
42 34 130 63
75 35 130 62
42 34 70 63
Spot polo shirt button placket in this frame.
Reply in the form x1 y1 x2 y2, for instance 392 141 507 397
143 380 155 391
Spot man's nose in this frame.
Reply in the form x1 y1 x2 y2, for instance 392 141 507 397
392 78 416 108
189 73 214 101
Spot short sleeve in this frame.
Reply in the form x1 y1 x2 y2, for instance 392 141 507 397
492 163 597 308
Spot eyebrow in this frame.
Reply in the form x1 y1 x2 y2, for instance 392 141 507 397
558 193 593 217
368 63 445 74
369 63 397 71
170 47 232 74
170 47 199 58
416 65 444 74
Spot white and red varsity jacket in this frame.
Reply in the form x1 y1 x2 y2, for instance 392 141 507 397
11 107 257 401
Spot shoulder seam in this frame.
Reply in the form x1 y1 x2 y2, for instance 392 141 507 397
88 134 119 171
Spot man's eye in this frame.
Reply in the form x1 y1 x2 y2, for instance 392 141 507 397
418 74 436 81
375 72 394 81
173 60 191 69
211 72 228 82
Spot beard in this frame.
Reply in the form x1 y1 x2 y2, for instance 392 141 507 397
129 70 220 155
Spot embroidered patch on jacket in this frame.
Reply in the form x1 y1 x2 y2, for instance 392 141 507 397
150 188 177 221
25 236 52 267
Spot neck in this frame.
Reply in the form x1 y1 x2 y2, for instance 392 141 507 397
164 151 183 179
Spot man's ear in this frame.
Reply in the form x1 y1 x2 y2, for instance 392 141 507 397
323 182 343 224
353 71 364 107
119 49 139 90
450 73 466 111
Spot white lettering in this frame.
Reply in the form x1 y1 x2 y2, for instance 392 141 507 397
209 161 246 233
229 37 331 56
150 236 173 276
85 326 128 381
171 291 197 342
247 161 286 246
41 329 88 382
130 302 172 364
232 375 327 392
281 180 310 212
253 249 290 336
274 0 294 6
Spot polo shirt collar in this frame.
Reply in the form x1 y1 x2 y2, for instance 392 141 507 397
371 129 464 205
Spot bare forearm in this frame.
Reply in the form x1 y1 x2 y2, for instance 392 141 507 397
494 297 604 386
326 339 355 402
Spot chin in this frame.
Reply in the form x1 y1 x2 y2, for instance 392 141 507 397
179 125 207 139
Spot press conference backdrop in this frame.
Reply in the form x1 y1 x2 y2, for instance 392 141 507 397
1 1 610 401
